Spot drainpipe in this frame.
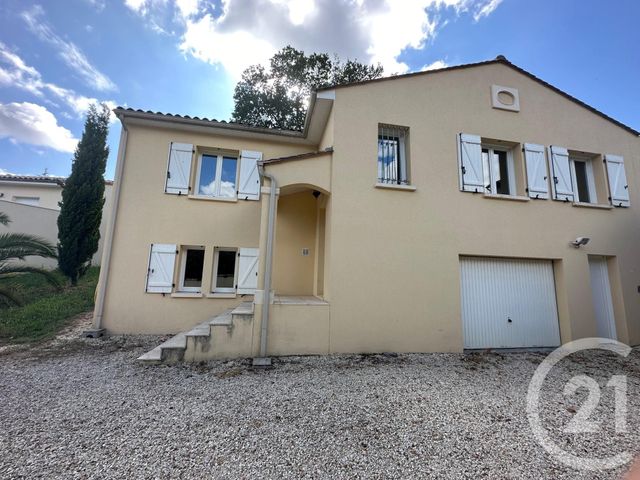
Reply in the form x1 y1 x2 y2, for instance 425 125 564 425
253 166 277 366
86 122 128 336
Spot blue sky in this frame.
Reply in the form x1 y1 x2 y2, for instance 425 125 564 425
0 0 638 180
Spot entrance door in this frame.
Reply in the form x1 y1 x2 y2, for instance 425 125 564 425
460 257 561 349
588 256 617 340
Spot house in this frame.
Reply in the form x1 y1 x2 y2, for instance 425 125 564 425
0 175 114 267
91 56 640 363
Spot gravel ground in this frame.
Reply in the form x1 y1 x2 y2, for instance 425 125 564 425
1 318 639 479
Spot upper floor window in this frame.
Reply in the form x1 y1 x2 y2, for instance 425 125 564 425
482 146 515 195
570 155 597 203
378 124 409 185
459 134 517 197
164 142 261 201
196 154 238 198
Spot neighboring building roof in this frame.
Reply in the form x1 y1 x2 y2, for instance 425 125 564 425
0 174 65 186
0 175 114 186
261 147 334 165
317 55 640 137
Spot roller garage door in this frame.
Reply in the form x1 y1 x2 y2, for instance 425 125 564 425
460 257 561 349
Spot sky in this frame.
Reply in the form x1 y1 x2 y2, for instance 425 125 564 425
0 0 638 180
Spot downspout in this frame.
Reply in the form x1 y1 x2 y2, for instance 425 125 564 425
87 122 128 335
253 165 277 366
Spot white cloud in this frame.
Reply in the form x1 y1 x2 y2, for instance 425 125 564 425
0 43 116 121
421 59 448 71
21 5 117 92
0 102 79 153
173 0 503 79
123 0 504 79
0 168 16 175
124 0 149 11
473 0 502 21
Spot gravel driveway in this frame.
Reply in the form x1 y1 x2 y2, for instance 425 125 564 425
1 321 639 479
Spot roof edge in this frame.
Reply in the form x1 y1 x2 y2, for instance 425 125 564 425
261 147 334 165
316 56 639 137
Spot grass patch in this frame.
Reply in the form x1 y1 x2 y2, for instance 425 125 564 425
0 267 99 344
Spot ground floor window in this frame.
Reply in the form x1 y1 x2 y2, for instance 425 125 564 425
178 246 205 292
213 248 237 293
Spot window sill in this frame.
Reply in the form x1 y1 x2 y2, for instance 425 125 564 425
572 202 614 210
170 292 203 298
482 194 530 202
374 183 416 192
206 293 237 299
187 195 237 203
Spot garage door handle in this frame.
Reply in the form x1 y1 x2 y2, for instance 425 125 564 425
507 317 512 323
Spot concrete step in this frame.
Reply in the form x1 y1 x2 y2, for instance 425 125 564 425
137 303 255 364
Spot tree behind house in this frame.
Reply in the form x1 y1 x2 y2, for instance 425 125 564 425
57 104 110 285
232 46 383 131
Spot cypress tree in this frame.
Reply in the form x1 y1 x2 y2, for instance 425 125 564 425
57 104 110 285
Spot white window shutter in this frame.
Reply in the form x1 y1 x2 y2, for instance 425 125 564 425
549 146 574 201
605 154 630 207
459 134 484 192
146 244 177 293
165 142 193 195
523 143 549 199
238 150 262 200
237 248 259 294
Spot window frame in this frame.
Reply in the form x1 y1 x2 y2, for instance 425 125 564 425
481 143 517 196
569 154 597 204
194 152 239 199
377 124 410 185
212 247 239 294
178 245 205 293
12 196 40 206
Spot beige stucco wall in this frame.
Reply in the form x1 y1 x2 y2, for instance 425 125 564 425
0 182 62 210
326 62 640 352
101 124 314 333
0 199 59 269
0 182 113 267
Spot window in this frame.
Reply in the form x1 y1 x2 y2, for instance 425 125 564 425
12 196 40 206
195 153 238 198
481 145 516 195
570 155 597 203
378 124 409 185
212 248 238 293
178 246 205 292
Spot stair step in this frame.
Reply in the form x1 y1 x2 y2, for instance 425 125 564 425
209 312 233 326
137 346 162 363
231 302 254 316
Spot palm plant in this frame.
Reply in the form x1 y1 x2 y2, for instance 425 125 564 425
0 212 61 305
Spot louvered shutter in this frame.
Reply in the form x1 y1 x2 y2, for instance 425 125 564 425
459 134 484 192
605 154 630 207
236 248 259 294
165 142 193 195
238 150 262 200
145 244 177 293
549 146 574 201
523 143 549 199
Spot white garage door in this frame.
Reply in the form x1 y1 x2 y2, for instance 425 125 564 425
460 257 561 349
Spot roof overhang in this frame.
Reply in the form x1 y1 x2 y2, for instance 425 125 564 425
115 94 334 146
